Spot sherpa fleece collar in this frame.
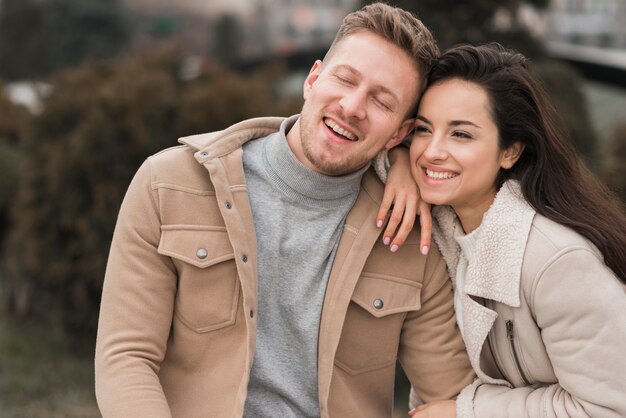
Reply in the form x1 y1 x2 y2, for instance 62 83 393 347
431 180 536 388
432 180 536 307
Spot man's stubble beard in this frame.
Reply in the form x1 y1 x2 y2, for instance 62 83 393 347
298 111 369 177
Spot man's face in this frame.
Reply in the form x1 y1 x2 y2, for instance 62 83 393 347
287 31 421 176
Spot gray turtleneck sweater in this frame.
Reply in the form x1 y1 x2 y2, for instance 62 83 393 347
242 116 368 417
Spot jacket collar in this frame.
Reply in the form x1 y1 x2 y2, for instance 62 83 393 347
432 181 536 307
178 116 287 160
431 181 535 386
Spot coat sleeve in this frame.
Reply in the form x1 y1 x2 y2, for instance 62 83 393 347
372 148 390 184
95 158 175 418
465 249 626 418
399 245 475 402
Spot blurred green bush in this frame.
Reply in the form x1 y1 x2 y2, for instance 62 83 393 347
0 86 27 311
0 142 20 244
2 47 300 350
364 0 549 53
602 123 626 206
0 0 129 81
0 86 25 212
533 60 598 167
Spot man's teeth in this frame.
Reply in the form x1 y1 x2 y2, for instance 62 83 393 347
324 119 357 141
426 168 458 179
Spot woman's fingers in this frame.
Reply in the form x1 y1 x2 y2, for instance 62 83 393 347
418 201 432 255
389 192 417 250
376 184 396 229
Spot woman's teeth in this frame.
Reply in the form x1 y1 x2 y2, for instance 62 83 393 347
324 118 357 141
426 168 458 179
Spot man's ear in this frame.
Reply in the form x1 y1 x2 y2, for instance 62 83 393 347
303 60 323 100
500 141 525 169
385 118 415 149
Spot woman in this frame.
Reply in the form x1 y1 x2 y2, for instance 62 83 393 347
378 44 626 417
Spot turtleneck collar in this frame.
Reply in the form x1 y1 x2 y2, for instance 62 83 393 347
263 115 369 205
455 221 481 263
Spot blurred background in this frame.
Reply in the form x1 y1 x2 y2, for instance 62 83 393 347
0 0 624 416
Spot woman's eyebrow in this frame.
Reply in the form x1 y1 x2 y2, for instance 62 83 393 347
416 115 431 125
416 115 482 129
450 120 482 129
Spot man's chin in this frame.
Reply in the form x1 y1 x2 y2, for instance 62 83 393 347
306 158 345 176
302 145 367 176
312 159 365 177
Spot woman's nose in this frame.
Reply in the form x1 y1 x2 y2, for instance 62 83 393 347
422 137 448 161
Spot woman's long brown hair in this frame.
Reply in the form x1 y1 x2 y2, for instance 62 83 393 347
428 43 625 281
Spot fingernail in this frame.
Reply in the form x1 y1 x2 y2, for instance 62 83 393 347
383 237 391 245
408 408 415 415
391 244 399 252
421 245 429 255
376 220 383 228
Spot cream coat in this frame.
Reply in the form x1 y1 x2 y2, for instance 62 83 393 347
95 117 474 418
429 181 626 417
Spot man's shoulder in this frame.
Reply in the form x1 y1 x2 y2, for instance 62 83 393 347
358 168 385 205
351 168 426 281
351 168 421 245
144 116 286 187
178 116 285 153
145 145 212 191
148 144 197 172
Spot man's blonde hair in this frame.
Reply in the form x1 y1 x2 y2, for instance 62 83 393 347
326 2 439 97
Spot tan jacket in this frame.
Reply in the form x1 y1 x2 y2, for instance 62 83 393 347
430 181 626 418
95 117 474 418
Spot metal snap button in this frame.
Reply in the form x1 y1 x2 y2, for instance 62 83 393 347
225 201 232 209
196 248 208 259
373 298 384 310
241 254 248 263
199 151 208 157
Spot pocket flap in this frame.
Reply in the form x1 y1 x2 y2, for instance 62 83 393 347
158 225 234 268
352 273 422 317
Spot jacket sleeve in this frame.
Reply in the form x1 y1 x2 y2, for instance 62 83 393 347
372 148 390 184
95 158 175 418
463 248 626 418
399 246 475 402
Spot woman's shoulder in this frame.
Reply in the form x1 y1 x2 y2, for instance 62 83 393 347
528 213 600 256
520 213 624 326
521 214 612 289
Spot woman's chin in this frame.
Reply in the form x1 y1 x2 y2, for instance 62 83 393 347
420 190 452 207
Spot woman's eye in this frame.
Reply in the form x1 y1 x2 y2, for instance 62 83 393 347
414 125 430 134
452 130 472 139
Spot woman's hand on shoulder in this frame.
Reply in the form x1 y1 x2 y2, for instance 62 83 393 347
376 146 431 255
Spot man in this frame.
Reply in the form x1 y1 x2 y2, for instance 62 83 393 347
95 3 474 417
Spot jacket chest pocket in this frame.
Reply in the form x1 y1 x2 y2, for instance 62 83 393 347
334 273 422 375
158 225 240 333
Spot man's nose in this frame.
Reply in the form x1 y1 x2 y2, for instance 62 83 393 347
338 88 367 120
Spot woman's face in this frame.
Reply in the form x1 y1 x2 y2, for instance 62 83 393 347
410 78 520 225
